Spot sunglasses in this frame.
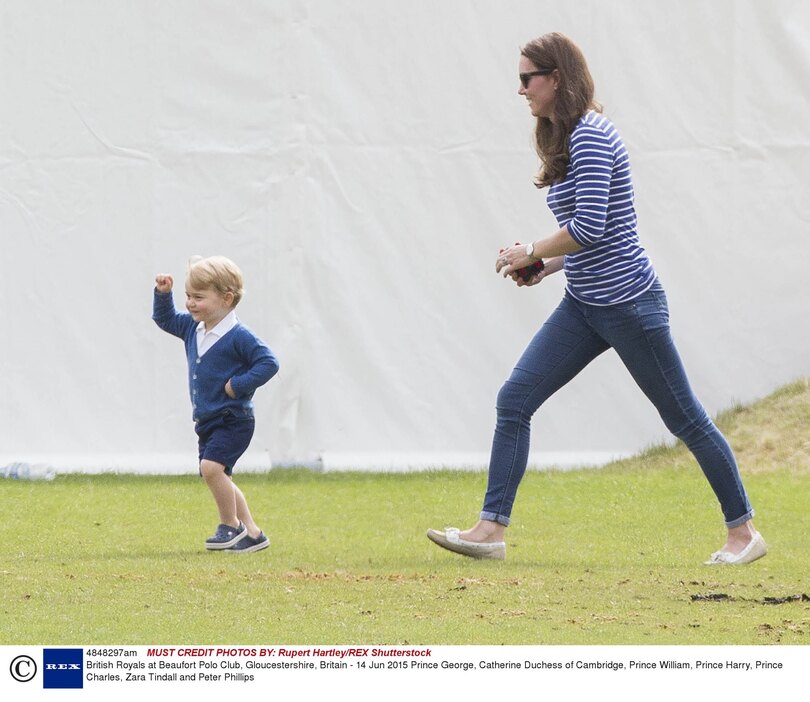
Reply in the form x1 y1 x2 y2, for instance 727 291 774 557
520 68 554 89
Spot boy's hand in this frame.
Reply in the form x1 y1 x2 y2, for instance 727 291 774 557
155 274 174 293
225 379 236 399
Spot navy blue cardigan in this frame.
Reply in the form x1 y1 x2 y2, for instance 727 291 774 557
153 290 279 422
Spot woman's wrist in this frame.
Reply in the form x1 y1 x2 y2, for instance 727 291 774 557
543 256 564 275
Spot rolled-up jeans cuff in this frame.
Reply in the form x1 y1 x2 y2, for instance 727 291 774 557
726 509 755 529
480 511 510 527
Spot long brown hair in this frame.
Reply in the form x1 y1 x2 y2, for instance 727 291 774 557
522 33 601 187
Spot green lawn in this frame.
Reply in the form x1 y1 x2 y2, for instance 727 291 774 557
2 464 808 645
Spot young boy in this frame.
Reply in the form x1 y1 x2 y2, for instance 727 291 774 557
153 256 279 553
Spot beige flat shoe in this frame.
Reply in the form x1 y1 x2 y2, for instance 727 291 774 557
704 532 768 565
426 527 506 560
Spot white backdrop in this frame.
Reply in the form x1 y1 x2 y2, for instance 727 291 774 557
1 0 808 473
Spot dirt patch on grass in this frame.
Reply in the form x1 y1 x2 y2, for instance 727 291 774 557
280 569 439 584
690 592 810 604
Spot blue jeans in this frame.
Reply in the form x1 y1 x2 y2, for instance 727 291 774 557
481 281 753 528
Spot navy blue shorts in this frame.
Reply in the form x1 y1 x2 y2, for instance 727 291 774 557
195 411 255 476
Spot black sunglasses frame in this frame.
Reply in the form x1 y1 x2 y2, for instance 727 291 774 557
519 68 554 89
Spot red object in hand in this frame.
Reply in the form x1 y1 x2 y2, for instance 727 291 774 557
501 242 545 281
517 259 545 281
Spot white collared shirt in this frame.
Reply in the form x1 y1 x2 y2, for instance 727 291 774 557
196 311 238 357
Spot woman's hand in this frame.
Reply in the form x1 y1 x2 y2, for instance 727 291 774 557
499 253 563 287
495 243 535 278
515 269 547 287
496 228 580 282
225 379 237 399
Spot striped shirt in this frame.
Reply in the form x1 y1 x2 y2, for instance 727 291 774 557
546 111 656 305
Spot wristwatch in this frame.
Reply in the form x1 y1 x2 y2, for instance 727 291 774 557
525 241 537 260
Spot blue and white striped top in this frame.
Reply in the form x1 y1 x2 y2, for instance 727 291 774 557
547 111 656 305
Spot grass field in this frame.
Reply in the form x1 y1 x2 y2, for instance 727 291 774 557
2 380 808 645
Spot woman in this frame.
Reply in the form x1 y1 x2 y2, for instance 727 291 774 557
427 32 766 565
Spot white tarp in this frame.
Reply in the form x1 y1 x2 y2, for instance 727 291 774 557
2 0 808 473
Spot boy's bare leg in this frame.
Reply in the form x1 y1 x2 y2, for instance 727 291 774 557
232 482 262 538
200 460 238 526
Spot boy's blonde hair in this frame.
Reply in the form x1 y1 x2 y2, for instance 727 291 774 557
186 255 244 306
